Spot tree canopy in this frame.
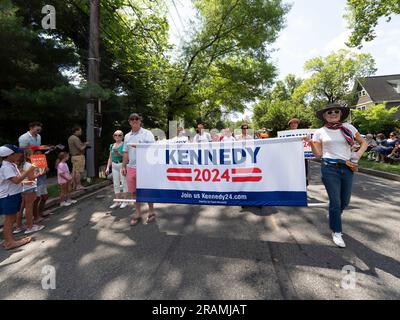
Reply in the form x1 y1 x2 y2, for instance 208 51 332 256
345 0 400 47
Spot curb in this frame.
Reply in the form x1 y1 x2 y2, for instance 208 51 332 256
310 159 400 182
357 167 400 182
45 180 112 209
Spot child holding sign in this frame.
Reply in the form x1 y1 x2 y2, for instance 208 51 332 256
14 149 45 234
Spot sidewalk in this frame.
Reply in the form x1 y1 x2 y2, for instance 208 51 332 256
0 178 112 229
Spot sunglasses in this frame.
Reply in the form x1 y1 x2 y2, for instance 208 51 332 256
114 134 123 137
129 117 141 121
242 127 248 130
326 110 340 115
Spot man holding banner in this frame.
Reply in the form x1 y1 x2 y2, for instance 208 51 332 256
121 113 156 226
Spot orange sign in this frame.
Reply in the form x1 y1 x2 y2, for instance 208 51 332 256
30 154 48 169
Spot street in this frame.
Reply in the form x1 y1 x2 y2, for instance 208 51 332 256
0 162 399 299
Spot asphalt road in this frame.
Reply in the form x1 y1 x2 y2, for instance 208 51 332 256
0 162 399 300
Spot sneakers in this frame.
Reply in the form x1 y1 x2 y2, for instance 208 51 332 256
120 202 128 209
332 232 346 248
24 224 45 234
60 201 71 207
13 226 26 234
67 199 78 204
110 202 120 209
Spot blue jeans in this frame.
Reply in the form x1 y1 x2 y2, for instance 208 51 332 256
321 159 354 233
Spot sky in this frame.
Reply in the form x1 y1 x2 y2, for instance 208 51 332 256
166 0 400 119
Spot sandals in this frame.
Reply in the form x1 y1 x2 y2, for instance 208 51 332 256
3 236 32 250
130 216 142 226
145 214 156 224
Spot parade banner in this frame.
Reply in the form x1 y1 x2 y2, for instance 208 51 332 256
277 129 316 159
136 138 307 206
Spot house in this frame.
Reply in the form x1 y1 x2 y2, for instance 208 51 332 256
353 74 400 118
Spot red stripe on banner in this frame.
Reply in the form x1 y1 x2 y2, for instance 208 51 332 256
167 168 192 174
232 176 262 182
167 176 192 181
232 168 262 174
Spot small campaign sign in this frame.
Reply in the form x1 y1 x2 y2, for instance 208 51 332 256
30 154 48 169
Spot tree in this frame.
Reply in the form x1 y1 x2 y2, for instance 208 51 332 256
345 0 400 48
352 104 400 134
293 49 376 108
166 0 291 127
253 74 313 135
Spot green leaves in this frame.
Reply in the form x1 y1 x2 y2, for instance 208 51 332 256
166 0 290 126
345 0 400 47
352 103 400 133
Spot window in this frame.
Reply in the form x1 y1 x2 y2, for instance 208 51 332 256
358 90 367 97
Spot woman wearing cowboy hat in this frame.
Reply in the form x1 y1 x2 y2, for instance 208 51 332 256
304 103 367 248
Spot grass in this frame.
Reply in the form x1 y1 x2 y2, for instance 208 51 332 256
358 156 400 175
47 177 107 199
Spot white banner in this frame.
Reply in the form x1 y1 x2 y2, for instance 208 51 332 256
135 138 307 206
278 129 316 159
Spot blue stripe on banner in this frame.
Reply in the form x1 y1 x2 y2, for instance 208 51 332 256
137 189 307 207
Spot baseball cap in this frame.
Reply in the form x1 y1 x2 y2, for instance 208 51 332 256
0 144 24 157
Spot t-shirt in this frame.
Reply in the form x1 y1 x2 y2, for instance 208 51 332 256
57 161 71 184
123 128 155 168
235 134 253 141
110 143 124 162
221 136 236 142
193 132 212 143
68 135 85 156
0 161 23 198
170 135 189 144
313 123 358 161
18 132 41 147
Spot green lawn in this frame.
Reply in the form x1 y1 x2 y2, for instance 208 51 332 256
47 178 107 199
359 157 400 175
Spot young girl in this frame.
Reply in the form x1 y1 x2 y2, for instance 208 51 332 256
14 149 44 234
0 144 36 250
56 152 76 207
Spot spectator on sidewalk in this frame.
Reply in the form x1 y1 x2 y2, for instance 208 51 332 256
372 132 398 163
56 152 77 207
304 103 367 248
121 113 156 226
105 130 128 209
68 126 90 191
18 122 42 148
18 123 49 223
0 144 35 250
14 148 44 235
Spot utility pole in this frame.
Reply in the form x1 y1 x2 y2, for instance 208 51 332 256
86 0 100 179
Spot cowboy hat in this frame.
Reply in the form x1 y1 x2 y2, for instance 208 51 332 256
288 118 300 125
316 103 350 121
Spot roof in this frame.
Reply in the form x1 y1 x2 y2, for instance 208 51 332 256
357 74 400 103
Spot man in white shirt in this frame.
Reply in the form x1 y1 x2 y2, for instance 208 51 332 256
18 122 42 147
193 123 212 143
121 113 156 226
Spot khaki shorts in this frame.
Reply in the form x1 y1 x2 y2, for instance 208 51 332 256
71 155 85 173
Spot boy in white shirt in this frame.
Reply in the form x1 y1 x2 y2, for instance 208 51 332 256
0 145 36 250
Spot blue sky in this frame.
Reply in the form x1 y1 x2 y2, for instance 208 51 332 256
167 0 400 80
